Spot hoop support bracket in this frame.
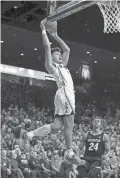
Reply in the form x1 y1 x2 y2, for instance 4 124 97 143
47 1 96 22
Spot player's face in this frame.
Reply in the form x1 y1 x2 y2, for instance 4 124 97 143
93 119 102 128
52 51 62 64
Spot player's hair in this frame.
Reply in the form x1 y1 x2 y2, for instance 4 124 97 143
51 47 62 54
92 117 104 127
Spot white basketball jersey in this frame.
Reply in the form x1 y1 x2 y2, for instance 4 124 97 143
52 63 74 91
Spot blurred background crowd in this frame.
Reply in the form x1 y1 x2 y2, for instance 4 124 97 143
1 78 120 178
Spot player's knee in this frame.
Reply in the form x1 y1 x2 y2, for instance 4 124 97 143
63 115 74 130
50 121 63 132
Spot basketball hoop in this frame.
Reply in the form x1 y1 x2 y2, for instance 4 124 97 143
47 0 120 33
97 0 120 33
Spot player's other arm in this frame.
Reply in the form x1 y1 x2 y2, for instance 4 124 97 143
103 134 110 155
79 133 88 155
48 23 70 66
40 19 56 74
53 34 70 66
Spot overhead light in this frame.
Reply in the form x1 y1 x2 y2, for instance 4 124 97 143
21 53 24 56
76 71 78 73
94 61 97 63
86 51 90 54
0 41 4 43
14 6 18 9
113 57 116 59
34 48 37 51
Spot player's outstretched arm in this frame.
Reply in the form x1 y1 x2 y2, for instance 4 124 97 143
52 34 70 66
79 132 88 155
103 134 110 155
40 19 56 74
48 22 70 66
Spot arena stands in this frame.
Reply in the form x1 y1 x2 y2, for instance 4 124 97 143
1 77 120 178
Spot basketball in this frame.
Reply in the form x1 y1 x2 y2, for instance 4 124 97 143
45 21 57 34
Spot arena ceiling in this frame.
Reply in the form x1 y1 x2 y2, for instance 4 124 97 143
1 1 120 52
1 1 120 83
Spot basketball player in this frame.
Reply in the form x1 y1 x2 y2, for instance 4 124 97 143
26 19 84 165
77 117 110 178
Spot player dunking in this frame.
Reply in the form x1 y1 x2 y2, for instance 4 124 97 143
26 19 84 165
77 117 110 178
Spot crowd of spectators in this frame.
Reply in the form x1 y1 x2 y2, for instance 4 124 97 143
1 78 120 178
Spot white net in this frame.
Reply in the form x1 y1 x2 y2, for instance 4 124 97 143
97 0 120 33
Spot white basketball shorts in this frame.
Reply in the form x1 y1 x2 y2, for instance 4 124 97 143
54 87 75 116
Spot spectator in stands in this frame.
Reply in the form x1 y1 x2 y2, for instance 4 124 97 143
18 154 30 178
28 151 41 178
51 149 64 177
1 78 120 178
11 151 24 178
51 149 62 172
59 158 76 178
1 150 11 178
34 140 43 154
24 140 31 154
40 151 55 178
14 148 22 158
31 116 37 130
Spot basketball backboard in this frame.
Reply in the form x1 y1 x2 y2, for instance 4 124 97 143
47 0 120 33
47 0 96 22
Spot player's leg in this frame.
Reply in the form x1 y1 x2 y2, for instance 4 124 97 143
63 114 74 156
55 89 75 157
26 92 63 139
63 114 86 166
88 160 101 178
26 117 63 139
76 161 90 178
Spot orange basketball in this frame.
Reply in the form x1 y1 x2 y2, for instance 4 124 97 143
45 21 57 34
